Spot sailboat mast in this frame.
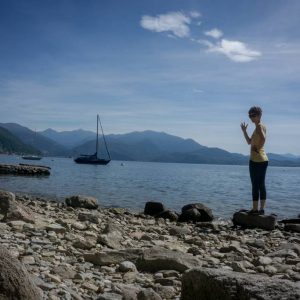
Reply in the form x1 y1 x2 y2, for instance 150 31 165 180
98 115 111 160
96 115 99 156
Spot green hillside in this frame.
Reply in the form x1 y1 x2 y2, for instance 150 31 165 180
0 127 41 155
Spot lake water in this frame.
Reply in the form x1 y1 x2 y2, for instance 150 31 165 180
0 154 299 219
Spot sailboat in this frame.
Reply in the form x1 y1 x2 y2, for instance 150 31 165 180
74 115 111 165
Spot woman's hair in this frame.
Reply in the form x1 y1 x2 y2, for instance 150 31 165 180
248 106 262 116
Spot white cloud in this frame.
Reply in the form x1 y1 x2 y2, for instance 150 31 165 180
204 28 223 39
190 11 201 18
207 39 261 62
140 12 192 38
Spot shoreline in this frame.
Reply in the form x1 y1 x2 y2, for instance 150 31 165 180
0 189 299 299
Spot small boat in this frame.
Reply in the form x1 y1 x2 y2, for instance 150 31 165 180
74 115 111 165
22 155 42 160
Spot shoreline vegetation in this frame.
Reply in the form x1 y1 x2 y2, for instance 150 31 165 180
0 190 299 299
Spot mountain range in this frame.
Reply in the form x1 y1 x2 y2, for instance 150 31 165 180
0 122 299 167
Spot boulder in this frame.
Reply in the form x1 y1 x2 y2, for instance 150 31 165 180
155 210 179 221
136 247 202 273
181 267 300 300
0 190 35 224
279 218 300 224
65 195 98 209
98 223 124 249
144 202 166 216
284 224 300 233
179 203 213 222
0 245 42 299
232 211 277 230
178 208 201 223
84 249 143 266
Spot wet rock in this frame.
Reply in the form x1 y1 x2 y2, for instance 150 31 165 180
0 245 42 299
181 267 300 300
232 211 277 230
178 208 201 223
65 195 98 209
178 204 214 223
155 210 178 221
144 202 166 216
284 224 300 233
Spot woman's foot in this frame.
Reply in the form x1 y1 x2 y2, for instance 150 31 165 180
259 209 265 215
248 209 259 215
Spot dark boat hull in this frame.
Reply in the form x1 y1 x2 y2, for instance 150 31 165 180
74 156 110 165
22 156 42 160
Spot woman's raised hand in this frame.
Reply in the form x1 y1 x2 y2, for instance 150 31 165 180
240 122 248 132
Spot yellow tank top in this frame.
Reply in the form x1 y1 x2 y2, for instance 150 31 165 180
250 124 268 162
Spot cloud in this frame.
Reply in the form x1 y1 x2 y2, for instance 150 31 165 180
140 12 193 38
207 39 261 62
190 11 201 18
204 28 223 39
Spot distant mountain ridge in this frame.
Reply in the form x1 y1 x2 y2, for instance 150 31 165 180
39 128 95 149
0 123 299 166
0 123 68 156
0 127 41 155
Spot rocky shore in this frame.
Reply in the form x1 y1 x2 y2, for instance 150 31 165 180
0 190 299 299
0 163 51 176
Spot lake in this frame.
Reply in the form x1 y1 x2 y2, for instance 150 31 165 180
0 154 299 219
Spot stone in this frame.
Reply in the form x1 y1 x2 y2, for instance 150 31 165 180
0 190 35 224
73 237 96 250
65 195 98 209
232 211 277 230
97 292 123 300
52 265 76 279
46 224 66 233
155 210 178 221
84 248 143 266
118 261 137 272
0 245 42 299
136 247 202 273
178 208 201 223
257 256 273 266
181 203 214 222
284 224 300 233
78 212 99 224
168 226 191 236
144 202 166 216
137 288 162 300
181 267 300 300
98 224 124 249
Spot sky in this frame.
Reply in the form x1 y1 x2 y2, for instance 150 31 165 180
0 0 300 155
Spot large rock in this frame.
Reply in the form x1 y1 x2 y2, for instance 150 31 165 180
0 190 35 224
136 247 202 273
144 202 166 216
0 245 42 299
84 249 143 266
179 203 214 222
232 211 277 230
284 223 300 233
65 195 98 209
181 267 300 300
98 223 124 249
155 210 179 221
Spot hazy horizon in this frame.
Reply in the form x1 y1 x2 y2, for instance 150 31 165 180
1 0 299 155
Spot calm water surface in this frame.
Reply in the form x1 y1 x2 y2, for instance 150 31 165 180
0 154 299 219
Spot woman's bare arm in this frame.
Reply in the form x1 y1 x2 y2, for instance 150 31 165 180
240 122 251 144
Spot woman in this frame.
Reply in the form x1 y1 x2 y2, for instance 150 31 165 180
241 106 268 214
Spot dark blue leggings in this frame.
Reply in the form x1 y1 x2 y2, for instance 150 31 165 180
249 160 268 201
